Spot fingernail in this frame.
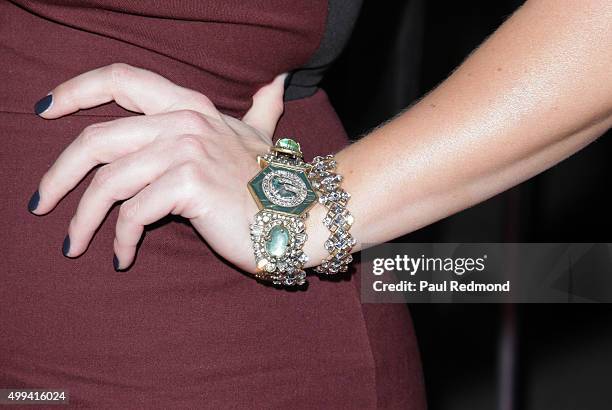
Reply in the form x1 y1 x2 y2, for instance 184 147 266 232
34 94 53 115
62 235 71 257
28 190 40 213
113 254 120 271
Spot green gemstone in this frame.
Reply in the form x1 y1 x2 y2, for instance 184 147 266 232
266 225 290 258
276 138 300 152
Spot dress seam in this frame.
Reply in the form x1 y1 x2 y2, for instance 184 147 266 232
351 274 379 409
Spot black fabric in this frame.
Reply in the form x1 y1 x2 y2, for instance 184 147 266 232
284 0 363 101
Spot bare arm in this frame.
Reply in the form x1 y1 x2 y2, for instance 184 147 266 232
31 0 610 276
304 0 612 264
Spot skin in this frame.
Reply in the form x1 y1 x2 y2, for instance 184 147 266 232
31 0 611 276
32 66 286 272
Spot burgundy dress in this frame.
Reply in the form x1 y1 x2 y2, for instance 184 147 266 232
0 1 426 408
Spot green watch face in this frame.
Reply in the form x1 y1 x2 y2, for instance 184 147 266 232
248 164 317 216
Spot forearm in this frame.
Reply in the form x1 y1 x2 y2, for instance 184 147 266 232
304 0 612 265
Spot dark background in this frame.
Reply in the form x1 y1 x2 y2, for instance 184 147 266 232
323 1 612 409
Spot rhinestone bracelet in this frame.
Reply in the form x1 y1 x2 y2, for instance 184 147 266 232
308 155 355 275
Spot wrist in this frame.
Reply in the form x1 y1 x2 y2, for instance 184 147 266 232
302 202 329 269
245 139 356 285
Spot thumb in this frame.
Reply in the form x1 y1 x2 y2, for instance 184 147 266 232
242 73 287 138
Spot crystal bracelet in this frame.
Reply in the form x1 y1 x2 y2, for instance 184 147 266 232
308 154 355 275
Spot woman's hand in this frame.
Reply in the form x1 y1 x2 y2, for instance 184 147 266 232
29 63 287 273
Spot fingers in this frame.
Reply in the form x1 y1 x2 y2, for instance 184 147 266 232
33 110 220 215
242 73 287 137
65 136 207 257
113 162 205 270
31 64 289 271
35 63 221 118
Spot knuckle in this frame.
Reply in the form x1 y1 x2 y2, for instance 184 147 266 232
176 135 206 158
91 164 115 190
192 93 215 111
182 91 216 115
79 123 106 148
177 110 211 135
178 160 203 180
177 161 204 195
119 199 139 221
109 63 135 88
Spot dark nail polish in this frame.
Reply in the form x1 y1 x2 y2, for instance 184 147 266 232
113 254 120 271
34 94 53 115
28 190 40 213
62 235 71 257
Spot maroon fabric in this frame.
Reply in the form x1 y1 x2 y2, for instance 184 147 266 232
0 1 426 408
